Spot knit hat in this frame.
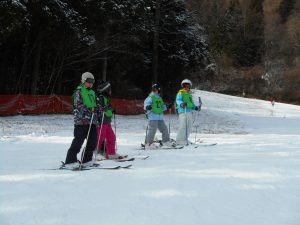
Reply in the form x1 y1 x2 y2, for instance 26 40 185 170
97 81 111 93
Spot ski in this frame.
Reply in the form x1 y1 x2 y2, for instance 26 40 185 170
112 156 148 161
115 157 135 162
159 146 185 150
58 164 133 171
88 164 132 170
134 155 150 160
46 162 132 171
60 165 122 171
148 139 217 148
44 165 122 171
193 143 217 148
140 143 184 150
95 156 135 162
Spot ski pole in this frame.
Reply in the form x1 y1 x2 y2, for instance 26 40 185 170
194 97 202 143
194 126 198 143
168 107 171 140
113 112 117 151
80 113 94 169
185 106 188 145
103 139 106 158
198 97 202 111
144 125 149 150
95 111 105 159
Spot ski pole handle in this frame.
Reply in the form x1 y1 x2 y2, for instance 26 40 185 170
198 97 202 111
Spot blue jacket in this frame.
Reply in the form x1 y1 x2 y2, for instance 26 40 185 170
144 92 167 121
176 90 195 114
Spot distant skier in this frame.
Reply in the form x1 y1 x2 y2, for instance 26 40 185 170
95 81 125 159
175 79 201 145
242 89 246 97
144 84 174 149
271 97 275 107
64 72 98 169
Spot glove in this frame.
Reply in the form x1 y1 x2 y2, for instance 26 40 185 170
167 103 173 109
101 105 108 112
146 105 152 110
194 105 201 111
180 102 187 108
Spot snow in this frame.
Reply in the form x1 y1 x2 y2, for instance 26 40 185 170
1 90 300 225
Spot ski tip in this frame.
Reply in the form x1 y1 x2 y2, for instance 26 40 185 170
122 164 132 169
141 156 150 160
112 166 122 169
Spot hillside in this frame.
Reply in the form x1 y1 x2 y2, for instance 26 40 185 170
1 90 300 225
187 0 300 104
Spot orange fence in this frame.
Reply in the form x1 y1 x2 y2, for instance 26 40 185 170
0 94 144 116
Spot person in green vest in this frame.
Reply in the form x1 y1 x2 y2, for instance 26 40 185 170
144 84 174 149
95 81 125 159
64 72 98 169
175 79 201 145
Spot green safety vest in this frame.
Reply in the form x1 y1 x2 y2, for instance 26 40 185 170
178 89 193 109
73 84 96 108
103 96 113 118
151 95 164 114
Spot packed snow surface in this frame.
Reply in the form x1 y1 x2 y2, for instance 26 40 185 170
1 90 300 225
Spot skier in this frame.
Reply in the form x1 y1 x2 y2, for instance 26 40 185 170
64 72 98 169
144 84 174 149
271 97 275 107
95 81 125 159
175 79 201 145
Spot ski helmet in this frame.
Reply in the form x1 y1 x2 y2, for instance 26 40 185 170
181 79 192 87
81 72 95 84
97 80 111 93
152 83 161 91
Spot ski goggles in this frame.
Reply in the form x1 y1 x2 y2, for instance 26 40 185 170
85 78 95 83
182 83 191 89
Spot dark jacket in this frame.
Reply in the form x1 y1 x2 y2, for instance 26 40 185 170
96 94 113 125
73 89 98 125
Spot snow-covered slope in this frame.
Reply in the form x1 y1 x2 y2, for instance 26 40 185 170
1 90 300 225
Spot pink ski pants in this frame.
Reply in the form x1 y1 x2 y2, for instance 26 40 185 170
96 124 116 156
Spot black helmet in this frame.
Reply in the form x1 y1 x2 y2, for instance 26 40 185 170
151 83 160 91
97 80 111 94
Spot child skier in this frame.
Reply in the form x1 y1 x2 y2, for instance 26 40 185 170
64 72 98 169
144 84 174 149
95 81 125 159
175 79 200 145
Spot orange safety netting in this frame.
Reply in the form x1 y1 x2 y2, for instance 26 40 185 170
0 95 144 116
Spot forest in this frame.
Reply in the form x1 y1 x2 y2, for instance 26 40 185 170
1 0 300 103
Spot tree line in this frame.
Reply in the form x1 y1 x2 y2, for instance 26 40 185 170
1 0 300 104
0 0 210 99
188 0 300 104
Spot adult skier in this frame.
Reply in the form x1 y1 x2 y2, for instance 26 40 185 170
64 72 98 169
95 81 125 159
175 79 201 145
144 84 174 149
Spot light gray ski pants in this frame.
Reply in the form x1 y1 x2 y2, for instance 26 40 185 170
145 120 170 144
176 112 193 145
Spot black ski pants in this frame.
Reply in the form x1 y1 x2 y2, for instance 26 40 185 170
65 124 97 164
